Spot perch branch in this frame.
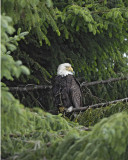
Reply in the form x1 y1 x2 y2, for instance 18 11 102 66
72 97 128 112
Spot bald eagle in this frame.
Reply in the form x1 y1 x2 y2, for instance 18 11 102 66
52 63 82 112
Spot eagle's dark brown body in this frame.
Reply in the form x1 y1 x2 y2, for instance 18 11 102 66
52 75 82 109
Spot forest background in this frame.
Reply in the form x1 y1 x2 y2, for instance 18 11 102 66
1 0 128 159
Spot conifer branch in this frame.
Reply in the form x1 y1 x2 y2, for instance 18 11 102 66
7 76 128 92
80 76 128 87
8 85 52 91
72 97 128 112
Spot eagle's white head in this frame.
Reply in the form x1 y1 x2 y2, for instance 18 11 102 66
57 63 74 77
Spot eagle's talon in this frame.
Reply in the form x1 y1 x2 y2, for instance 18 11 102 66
59 106 65 112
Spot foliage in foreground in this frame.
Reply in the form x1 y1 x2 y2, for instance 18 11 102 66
1 102 85 159
78 102 128 126
2 102 128 160
50 111 128 160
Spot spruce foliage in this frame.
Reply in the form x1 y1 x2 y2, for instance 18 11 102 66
78 102 128 126
2 0 128 109
50 112 128 160
1 1 128 159
2 103 128 159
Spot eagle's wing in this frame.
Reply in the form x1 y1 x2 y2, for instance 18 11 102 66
69 76 82 108
52 75 72 108
52 76 60 95
52 76 62 108
52 75 82 109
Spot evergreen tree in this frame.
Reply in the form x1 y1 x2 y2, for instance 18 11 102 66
1 1 128 159
2 0 128 108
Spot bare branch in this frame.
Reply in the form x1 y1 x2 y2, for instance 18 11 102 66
5 76 128 92
80 76 128 87
72 97 128 112
8 84 52 92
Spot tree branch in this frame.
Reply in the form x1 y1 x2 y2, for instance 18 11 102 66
8 84 52 92
7 76 128 92
80 76 128 87
72 97 128 112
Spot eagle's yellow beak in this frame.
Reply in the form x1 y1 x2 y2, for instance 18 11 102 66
66 66 74 72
